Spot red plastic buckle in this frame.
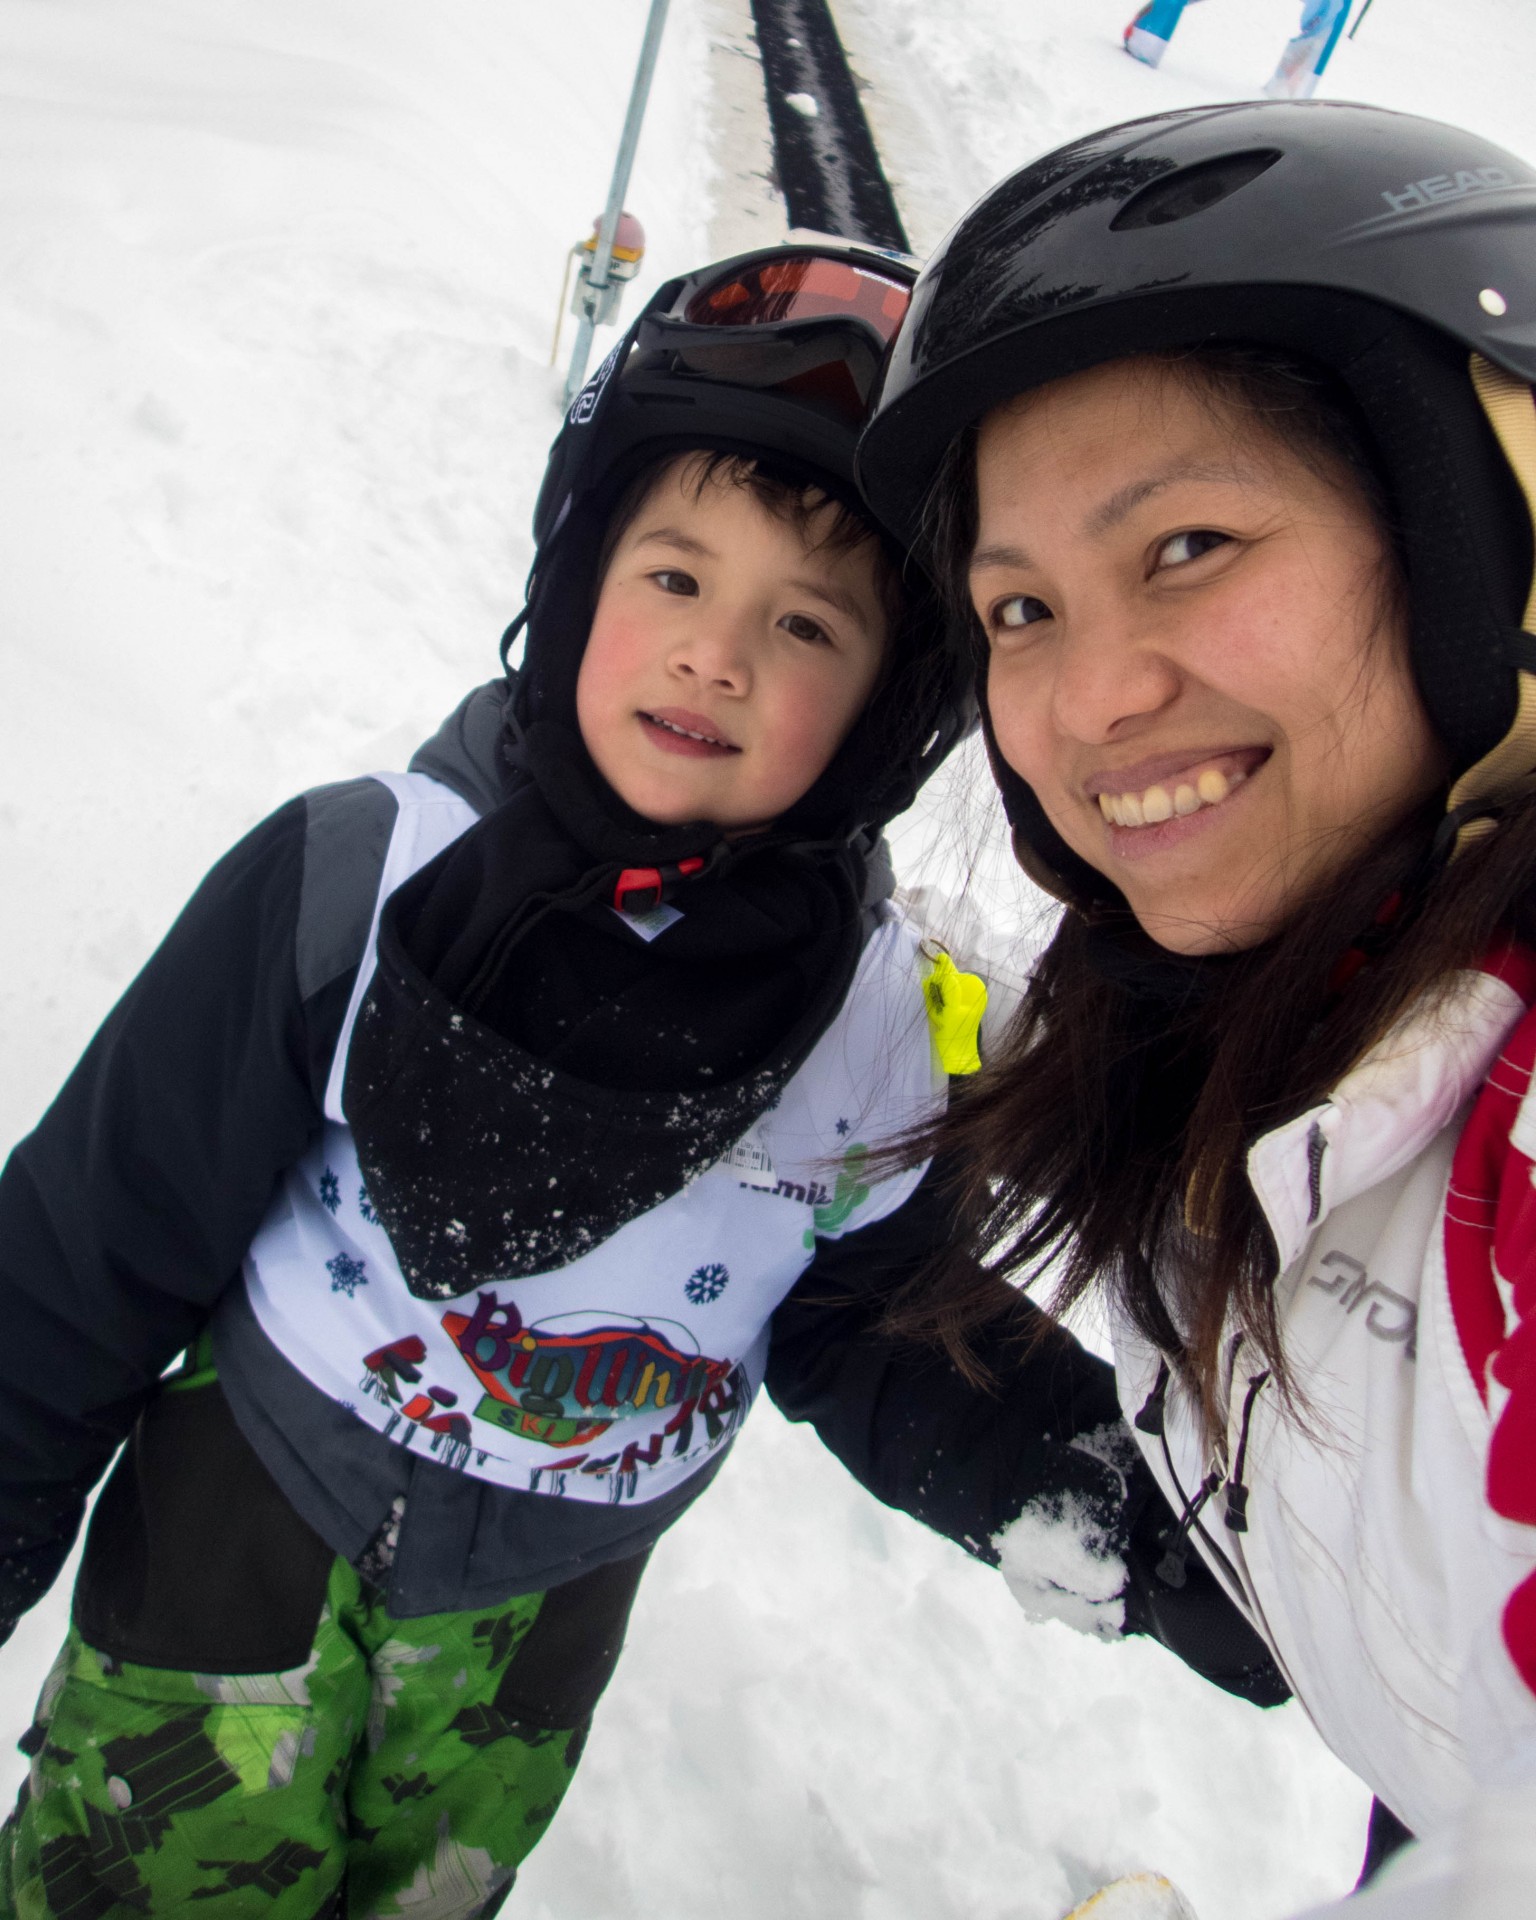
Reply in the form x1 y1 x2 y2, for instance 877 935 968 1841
614 867 663 914
612 855 706 915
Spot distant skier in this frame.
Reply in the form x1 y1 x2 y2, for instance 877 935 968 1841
1264 0 1353 96
1122 0 1352 99
1121 0 1206 70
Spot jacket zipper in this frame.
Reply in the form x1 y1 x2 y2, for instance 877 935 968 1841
1222 1364 1272 1534
1306 1119 1326 1225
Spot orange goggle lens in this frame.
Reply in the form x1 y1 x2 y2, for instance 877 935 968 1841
683 256 910 341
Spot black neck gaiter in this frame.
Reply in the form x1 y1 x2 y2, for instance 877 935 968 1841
342 760 867 1298
1080 916 1241 1014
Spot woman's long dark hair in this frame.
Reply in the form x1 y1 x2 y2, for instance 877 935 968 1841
885 348 1536 1427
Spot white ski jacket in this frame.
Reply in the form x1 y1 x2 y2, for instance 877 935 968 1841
1113 949 1536 1918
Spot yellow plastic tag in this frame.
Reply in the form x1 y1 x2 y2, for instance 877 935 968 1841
922 951 987 1076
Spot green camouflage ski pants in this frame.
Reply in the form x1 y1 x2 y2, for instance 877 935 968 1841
0 1555 618 1918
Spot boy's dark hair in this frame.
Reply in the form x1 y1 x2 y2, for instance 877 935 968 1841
597 448 907 631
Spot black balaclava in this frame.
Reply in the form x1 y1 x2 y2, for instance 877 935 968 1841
344 448 963 1299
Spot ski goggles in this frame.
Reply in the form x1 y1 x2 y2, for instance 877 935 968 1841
681 253 912 341
628 249 915 426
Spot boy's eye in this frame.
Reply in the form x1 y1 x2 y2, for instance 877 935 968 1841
990 593 1051 634
1155 529 1230 570
652 568 699 596
780 612 831 645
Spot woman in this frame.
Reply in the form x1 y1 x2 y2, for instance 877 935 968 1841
856 102 1536 1916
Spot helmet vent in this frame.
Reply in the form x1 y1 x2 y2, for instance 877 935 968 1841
1110 150 1282 232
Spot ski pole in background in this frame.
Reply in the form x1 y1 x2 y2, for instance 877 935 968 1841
562 0 670 405
1349 0 1377 37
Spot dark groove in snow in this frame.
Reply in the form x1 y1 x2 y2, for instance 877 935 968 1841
747 0 909 251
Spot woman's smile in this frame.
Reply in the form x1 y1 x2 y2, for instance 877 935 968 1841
972 357 1445 953
1088 746 1269 832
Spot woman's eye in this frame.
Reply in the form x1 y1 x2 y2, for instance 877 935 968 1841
652 568 698 596
991 593 1051 633
1156 529 1230 570
781 612 831 645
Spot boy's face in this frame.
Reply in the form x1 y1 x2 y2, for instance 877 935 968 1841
576 458 889 832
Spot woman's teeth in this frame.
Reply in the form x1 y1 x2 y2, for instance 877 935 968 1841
1097 765 1247 829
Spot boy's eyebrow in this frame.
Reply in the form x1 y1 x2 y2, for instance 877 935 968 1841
786 576 871 628
632 527 716 559
633 528 874 629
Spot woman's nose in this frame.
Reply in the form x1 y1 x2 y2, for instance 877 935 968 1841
1050 612 1181 742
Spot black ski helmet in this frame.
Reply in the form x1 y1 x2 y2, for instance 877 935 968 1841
858 100 1536 906
509 238 973 846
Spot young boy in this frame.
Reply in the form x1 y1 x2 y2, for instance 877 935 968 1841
0 241 980 1917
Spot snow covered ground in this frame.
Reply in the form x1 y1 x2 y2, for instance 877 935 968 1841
2 1 1532 1915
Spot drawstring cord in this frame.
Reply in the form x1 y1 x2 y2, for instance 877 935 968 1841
1131 1358 1171 1438
498 607 529 679
1135 1361 1221 1590
1133 1350 1271 1583
1222 1368 1271 1534
1155 1469 1223 1589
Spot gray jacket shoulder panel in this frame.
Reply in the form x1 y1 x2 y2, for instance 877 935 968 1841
861 832 896 908
299 672 509 1004
408 678 511 817
856 830 897 944
296 777 401 1004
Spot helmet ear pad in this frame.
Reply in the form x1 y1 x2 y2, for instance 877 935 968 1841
515 485 612 738
1340 311 1532 775
945 289 1533 905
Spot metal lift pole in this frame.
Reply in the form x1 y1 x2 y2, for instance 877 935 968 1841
563 0 671 405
